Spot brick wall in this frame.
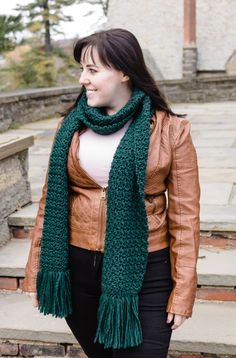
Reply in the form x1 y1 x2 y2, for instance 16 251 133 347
1 340 236 357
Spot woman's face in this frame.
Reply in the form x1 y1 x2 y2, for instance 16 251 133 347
79 46 131 114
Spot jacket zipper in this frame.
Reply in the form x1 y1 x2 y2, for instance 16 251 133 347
94 187 107 267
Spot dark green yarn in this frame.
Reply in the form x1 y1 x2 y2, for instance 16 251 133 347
36 87 153 348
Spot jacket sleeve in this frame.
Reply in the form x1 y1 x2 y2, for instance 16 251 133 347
22 119 63 292
166 118 201 318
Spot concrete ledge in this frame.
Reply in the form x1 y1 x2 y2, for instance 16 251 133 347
0 135 34 161
0 293 235 354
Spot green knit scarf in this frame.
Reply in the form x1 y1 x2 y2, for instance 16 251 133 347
36 87 153 349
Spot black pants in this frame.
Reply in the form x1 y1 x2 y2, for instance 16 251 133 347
65 244 173 358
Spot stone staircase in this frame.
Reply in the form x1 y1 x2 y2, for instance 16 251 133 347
1 105 236 357
0 230 236 357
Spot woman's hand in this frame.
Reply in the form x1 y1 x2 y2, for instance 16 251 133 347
166 312 187 330
25 292 39 307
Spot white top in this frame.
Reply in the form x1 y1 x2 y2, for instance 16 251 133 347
78 119 133 188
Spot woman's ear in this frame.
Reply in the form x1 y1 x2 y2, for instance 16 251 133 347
121 73 130 82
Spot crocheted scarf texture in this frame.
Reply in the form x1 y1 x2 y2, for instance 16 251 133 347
36 87 153 349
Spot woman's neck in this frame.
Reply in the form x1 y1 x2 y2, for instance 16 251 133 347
105 86 133 116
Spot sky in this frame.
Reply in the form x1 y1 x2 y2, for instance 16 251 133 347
0 0 107 39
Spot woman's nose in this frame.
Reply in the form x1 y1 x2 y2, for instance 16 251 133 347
79 71 90 85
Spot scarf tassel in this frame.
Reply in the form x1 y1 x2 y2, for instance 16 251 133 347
94 293 142 349
36 269 72 318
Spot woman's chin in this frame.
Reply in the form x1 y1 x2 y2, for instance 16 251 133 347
87 99 104 108
87 99 96 107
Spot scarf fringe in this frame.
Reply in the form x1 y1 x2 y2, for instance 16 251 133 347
94 293 142 349
36 269 72 318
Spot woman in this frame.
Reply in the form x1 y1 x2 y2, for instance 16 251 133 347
23 28 200 358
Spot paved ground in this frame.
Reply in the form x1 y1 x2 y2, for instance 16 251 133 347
3 100 236 231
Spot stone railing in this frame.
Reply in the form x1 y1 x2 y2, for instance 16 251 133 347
0 135 34 246
0 76 236 132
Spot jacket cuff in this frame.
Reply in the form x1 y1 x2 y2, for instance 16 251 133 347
166 265 198 318
22 275 37 293
166 293 194 317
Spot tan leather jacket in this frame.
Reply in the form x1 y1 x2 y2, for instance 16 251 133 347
23 110 200 318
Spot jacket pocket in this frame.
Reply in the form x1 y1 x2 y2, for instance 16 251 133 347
147 209 167 233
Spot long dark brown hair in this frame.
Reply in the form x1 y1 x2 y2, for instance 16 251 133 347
63 28 185 118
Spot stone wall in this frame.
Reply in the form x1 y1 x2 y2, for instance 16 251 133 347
0 86 80 132
0 77 236 132
160 75 236 103
107 0 183 79
197 0 236 72
0 136 33 246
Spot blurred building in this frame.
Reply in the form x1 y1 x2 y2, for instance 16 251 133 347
106 0 236 80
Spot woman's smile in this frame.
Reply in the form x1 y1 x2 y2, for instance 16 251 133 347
86 89 97 96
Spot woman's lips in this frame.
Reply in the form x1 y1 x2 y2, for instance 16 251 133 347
86 89 97 96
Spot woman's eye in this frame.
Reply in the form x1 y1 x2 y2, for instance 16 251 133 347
79 67 97 74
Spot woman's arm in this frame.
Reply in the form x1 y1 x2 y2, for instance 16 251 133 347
166 118 201 318
22 174 49 292
22 119 63 293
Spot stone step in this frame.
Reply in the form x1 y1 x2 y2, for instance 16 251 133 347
0 239 236 296
200 205 236 231
0 292 235 355
0 239 30 278
197 247 236 287
8 203 38 228
8 202 236 248
196 246 236 301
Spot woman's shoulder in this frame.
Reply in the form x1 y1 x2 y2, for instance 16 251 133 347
152 109 190 125
152 110 191 143
152 110 190 132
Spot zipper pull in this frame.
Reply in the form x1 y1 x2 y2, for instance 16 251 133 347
101 187 107 200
